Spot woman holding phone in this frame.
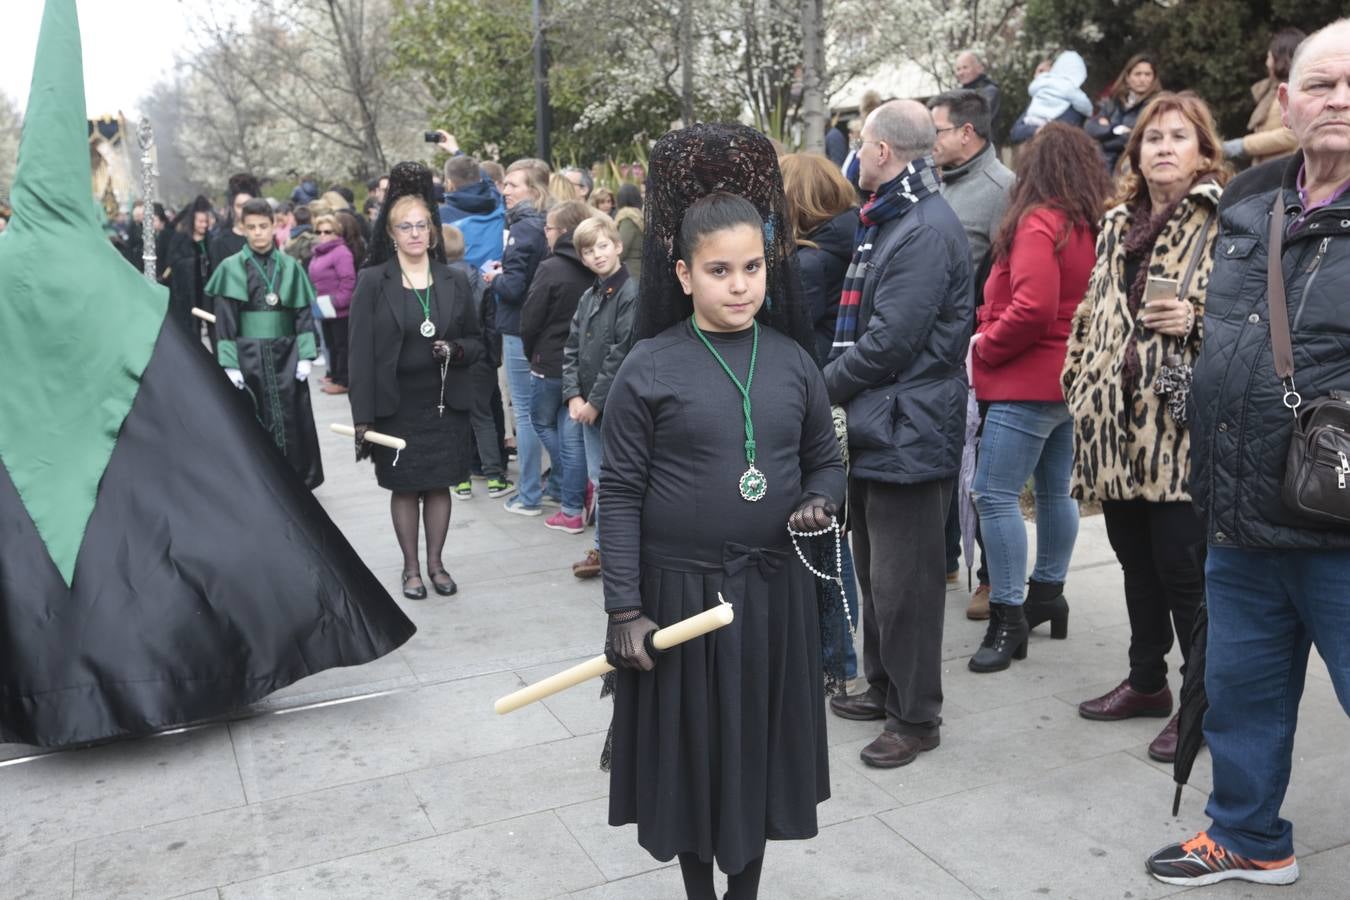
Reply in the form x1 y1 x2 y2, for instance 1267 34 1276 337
1060 93 1228 763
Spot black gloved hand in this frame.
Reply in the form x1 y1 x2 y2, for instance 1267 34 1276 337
605 609 658 671
432 340 465 363
354 423 373 462
788 494 837 532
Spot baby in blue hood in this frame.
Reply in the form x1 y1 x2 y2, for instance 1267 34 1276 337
1022 51 1094 127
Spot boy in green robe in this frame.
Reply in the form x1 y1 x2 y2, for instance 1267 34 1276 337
205 198 325 488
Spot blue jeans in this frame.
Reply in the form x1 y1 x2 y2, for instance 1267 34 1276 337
971 401 1077 606
502 335 542 507
529 375 586 515
821 542 860 679
582 420 603 549
1203 545 1350 860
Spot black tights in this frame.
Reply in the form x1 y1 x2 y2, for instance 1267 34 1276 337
391 489 452 584
677 853 764 900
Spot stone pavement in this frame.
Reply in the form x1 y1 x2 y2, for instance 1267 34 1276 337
2 384 1348 900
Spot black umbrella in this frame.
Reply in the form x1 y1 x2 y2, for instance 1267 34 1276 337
1172 599 1210 815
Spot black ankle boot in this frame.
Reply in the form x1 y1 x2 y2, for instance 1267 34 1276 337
1024 579 1069 639
968 603 1029 672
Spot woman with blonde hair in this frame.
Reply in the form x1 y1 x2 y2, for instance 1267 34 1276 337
1062 92 1229 762
488 158 557 515
320 190 351 212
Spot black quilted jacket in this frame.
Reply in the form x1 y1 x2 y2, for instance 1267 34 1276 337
1191 153 1350 549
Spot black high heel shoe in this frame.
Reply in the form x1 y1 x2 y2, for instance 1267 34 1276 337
402 571 427 600
427 568 458 596
1024 579 1069 639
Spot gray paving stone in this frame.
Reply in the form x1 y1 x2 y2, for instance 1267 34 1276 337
0 844 73 899
838 694 1184 808
71 775 435 900
0 726 243 855
407 733 608 834
880 753 1196 900
229 671 569 803
220 811 604 900
555 798 668 882
512 656 614 738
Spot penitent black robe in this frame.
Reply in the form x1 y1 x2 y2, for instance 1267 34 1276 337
602 320 845 874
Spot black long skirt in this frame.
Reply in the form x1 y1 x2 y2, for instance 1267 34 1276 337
607 544 830 875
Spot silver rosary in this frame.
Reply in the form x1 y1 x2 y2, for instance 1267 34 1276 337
787 517 854 636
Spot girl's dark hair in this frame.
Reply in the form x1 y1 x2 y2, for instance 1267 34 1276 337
335 209 366 265
1269 28 1306 81
992 123 1113 262
616 183 642 210
677 192 763 264
175 195 213 235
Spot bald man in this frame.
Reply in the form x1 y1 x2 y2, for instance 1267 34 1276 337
823 100 973 769
955 50 1001 136
1147 18 1350 889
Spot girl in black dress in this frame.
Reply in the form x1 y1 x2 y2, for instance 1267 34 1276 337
602 189 845 899
349 166 482 600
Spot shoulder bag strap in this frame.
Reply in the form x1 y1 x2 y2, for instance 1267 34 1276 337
1267 194 1296 392
1177 210 1216 300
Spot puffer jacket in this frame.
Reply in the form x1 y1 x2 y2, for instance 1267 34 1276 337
823 190 973 484
1061 180 1221 503
797 208 859 364
491 201 548 336
1191 153 1350 549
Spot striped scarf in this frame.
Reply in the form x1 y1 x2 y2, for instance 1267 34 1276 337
830 156 942 360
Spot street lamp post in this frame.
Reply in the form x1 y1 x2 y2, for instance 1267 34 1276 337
532 0 551 162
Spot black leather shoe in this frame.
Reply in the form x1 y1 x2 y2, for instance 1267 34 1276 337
401 571 427 600
427 568 458 596
829 691 885 721
860 730 940 768
969 602 1029 672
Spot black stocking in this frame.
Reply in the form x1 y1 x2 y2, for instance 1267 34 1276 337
391 492 422 586
422 489 452 581
726 855 764 900
677 853 716 900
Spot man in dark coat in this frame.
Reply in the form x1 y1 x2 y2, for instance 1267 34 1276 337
823 100 973 769
955 50 1001 137
1145 18 1350 890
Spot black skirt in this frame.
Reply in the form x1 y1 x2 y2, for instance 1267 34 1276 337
607 543 830 875
372 367 471 492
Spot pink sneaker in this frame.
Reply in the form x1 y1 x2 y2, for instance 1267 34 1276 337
545 510 585 534
583 480 597 525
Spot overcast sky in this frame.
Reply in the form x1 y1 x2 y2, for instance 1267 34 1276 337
0 0 193 118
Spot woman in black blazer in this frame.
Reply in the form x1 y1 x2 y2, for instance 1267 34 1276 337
350 189 482 599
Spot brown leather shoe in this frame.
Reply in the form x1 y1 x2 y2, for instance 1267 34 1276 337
1078 679 1173 721
1148 712 1181 763
321 383 348 395
829 691 885 721
967 583 991 620
859 730 940 768
571 549 601 579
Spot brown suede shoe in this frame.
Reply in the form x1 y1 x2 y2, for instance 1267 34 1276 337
571 549 601 579
1148 712 1181 763
829 692 885 721
859 730 940 768
967 583 991 620
1078 679 1173 721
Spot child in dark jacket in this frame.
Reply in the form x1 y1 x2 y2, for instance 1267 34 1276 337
562 214 639 578
521 201 596 533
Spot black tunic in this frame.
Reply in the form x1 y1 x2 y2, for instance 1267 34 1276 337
370 288 473 492
601 320 845 874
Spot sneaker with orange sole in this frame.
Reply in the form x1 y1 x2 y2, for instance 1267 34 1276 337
1146 831 1298 886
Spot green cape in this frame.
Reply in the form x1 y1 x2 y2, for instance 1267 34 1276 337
0 0 167 585
205 248 318 367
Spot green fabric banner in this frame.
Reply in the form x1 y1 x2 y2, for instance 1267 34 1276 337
0 0 166 585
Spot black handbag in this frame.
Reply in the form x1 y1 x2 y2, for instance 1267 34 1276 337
1267 195 1350 526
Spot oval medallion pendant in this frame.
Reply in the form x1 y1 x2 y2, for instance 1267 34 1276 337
419 318 436 338
264 292 280 307
739 466 767 502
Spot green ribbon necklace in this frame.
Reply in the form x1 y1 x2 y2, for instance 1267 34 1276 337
247 251 280 306
404 269 436 337
690 315 766 502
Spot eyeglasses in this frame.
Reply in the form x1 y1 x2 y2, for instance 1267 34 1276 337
395 221 431 235
316 228 335 235
934 126 960 135
851 139 881 151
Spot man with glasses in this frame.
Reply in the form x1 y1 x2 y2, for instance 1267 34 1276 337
927 88 1015 615
823 100 972 768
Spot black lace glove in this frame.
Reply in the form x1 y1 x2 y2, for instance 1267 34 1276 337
605 609 658 671
788 494 837 532
432 340 465 363
354 424 373 462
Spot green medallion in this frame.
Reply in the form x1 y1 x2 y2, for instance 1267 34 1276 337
739 465 767 502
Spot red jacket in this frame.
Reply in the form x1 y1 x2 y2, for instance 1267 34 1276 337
972 207 1095 402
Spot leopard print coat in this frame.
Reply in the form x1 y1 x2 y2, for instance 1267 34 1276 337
1060 180 1222 503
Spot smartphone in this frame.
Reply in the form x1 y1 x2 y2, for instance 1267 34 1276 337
1144 276 1179 305
423 131 440 143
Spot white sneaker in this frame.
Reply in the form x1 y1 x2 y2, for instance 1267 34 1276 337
504 496 543 517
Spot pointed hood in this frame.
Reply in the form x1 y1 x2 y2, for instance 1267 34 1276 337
0 0 167 585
